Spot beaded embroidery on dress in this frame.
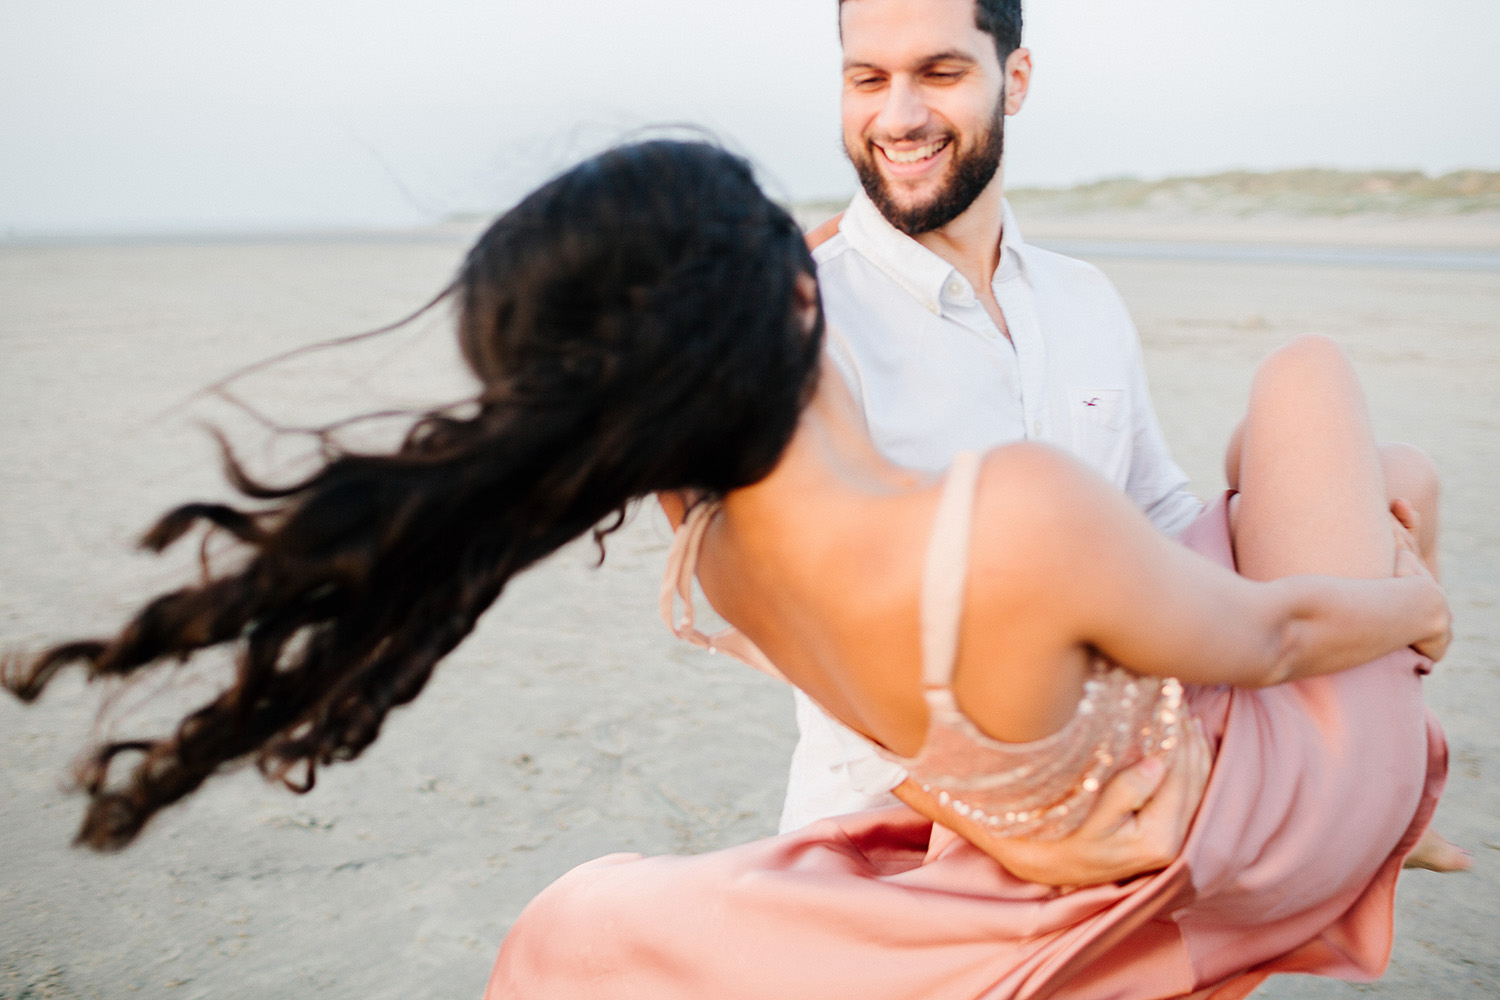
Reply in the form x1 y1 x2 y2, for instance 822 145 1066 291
879 451 1189 839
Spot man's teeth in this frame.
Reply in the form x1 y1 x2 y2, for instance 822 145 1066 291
882 140 947 164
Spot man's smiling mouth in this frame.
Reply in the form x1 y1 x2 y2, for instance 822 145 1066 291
876 138 950 165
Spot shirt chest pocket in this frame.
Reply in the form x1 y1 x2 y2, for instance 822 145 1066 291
1066 387 1130 486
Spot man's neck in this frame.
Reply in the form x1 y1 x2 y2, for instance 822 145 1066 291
910 167 1007 293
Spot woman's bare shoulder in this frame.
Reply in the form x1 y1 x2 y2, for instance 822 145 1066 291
969 444 1127 568
945 446 1123 738
963 443 1158 641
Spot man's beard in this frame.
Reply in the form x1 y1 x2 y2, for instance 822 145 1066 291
849 104 1005 237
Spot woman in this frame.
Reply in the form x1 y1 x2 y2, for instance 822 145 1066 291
4 141 1452 998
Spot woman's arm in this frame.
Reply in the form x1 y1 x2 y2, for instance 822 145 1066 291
967 444 1450 695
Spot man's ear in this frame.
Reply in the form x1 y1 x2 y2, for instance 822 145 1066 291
1004 47 1032 116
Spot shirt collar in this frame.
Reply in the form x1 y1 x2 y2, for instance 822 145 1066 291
999 199 1025 256
841 189 1028 315
994 199 1027 284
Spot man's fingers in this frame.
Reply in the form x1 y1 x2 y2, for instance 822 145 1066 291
1018 721 1213 885
1131 721 1211 852
1086 754 1167 834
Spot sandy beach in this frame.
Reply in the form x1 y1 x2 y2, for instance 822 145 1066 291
2 215 1496 999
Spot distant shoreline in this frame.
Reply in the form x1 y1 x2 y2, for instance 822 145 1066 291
7 168 1499 252
786 204 1500 254
791 169 1500 252
1030 239 1500 271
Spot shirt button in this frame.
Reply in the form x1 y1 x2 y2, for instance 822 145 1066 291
1032 420 1043 436
945 280 964 297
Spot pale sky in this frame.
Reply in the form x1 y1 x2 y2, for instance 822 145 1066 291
2 0 1497 235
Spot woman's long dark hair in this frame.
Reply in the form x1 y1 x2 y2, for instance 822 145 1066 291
3 140 823 851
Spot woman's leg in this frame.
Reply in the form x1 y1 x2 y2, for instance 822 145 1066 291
1228 334 1393 581
1382 449 1470 870
1222 427 1441 580
1226 335 1468 872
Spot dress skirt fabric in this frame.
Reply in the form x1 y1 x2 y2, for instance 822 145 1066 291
485 494 1447 1000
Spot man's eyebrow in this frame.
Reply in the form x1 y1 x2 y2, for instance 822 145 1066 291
843 50 979 72
919 50 979 67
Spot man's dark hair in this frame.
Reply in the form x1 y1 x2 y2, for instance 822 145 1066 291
839 0 1023 60
974 0 1023 58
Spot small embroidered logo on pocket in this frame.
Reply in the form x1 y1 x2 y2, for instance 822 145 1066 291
1070 388 1126 431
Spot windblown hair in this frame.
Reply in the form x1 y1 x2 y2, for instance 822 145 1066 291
838 0 1023 60
3 140 823 851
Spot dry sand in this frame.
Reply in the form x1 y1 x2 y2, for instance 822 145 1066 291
1 216 1496 999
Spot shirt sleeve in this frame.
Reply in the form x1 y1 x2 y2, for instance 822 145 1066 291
821 322 868 416
1122 315 1204 537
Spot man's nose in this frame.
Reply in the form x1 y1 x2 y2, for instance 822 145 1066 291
874 77 929 139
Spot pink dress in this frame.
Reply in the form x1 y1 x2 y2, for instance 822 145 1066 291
486 455 1447 1000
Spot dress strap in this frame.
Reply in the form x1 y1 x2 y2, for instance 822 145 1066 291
659 500 790 684
920 452 983 690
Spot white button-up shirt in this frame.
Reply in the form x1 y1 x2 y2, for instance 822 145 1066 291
819 190 1199 527
780 190 1202 833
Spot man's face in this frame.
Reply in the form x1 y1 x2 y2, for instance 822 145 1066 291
840 0 1009 235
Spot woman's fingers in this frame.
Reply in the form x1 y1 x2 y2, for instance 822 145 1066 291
1390 497 1420 533
1395 548 1427 578
1389 499 1423 567
1395 550 1452 661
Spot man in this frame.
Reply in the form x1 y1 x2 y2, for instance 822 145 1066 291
781 0 1205 836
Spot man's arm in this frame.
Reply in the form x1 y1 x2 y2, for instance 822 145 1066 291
1121 312 1203 536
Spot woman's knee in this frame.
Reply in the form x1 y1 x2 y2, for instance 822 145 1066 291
1253 334 1356 397
1243 335 1373 448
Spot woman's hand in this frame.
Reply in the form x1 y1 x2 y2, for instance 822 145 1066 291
895 720 1212 887
1395 548 1452 662
1388 497 1451 662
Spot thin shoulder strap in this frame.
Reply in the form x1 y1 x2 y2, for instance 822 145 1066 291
920 452 983 689
659 501 790 684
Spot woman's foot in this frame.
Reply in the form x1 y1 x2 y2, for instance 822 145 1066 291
1404 827 1473 872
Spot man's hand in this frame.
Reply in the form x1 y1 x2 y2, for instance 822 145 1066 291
896 719 1212 887
999 720 1212 887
